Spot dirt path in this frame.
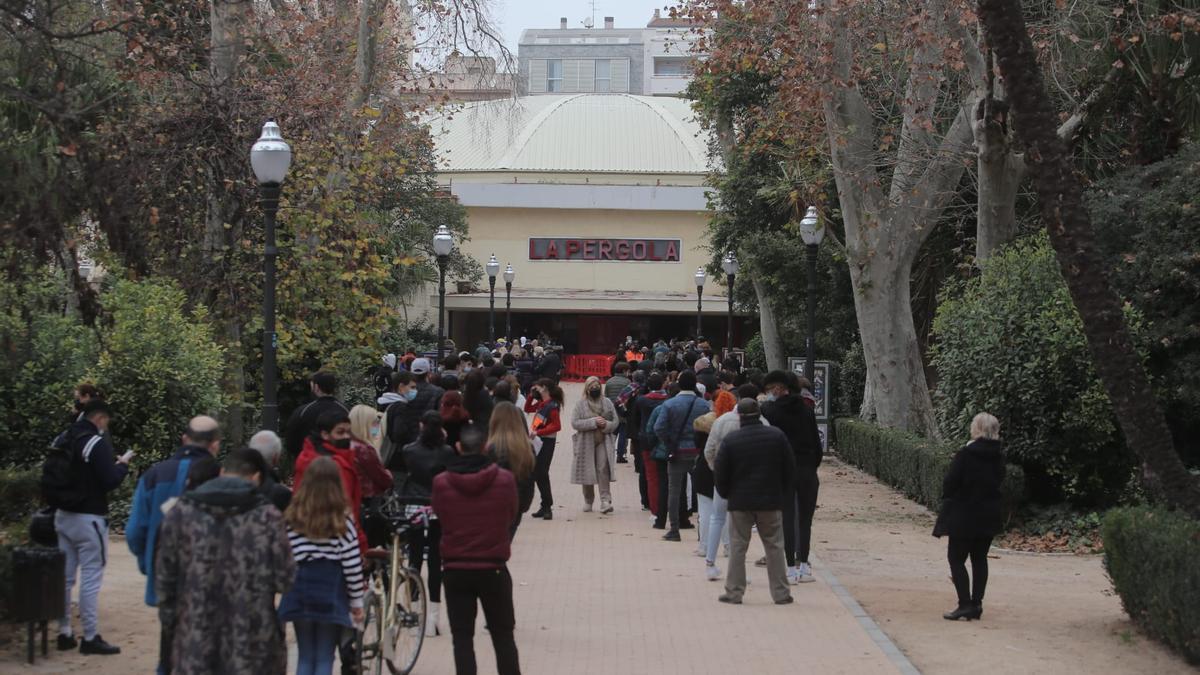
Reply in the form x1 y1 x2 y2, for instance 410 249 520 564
813 457 1194 674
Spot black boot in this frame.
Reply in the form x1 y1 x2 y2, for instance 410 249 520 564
531 507 550 519
943 603 982 621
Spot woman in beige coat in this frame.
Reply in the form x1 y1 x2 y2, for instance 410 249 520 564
570 376 619 513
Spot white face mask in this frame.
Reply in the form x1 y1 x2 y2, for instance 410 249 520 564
765 393 778 402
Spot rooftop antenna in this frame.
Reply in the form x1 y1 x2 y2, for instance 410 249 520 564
589 0 598 27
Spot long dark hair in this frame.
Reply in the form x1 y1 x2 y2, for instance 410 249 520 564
419 409 446 446
536 378 564 405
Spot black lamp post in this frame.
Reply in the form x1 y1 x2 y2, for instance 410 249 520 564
250 119 292 432
503 263 515 344
486 254 500 345
722 252 739 352
799 206 824 381
694 266 706 339
433 224 454 362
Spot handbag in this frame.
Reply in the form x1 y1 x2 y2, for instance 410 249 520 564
652 398 698 461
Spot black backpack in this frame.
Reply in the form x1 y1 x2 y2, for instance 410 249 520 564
41 430 88 510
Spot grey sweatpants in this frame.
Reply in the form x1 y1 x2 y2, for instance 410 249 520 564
56 510 108 639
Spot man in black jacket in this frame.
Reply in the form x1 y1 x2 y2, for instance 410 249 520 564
283 371 348 458
713 398 795 605
761 370 823 584
54 401 132 654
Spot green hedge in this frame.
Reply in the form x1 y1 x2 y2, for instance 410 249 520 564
834 418 1024 520
0 467 40 521
1102 506 1200 663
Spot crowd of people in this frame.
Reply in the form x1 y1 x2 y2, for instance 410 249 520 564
40 334 1009 674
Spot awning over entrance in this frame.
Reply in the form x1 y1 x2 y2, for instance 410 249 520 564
436 288 743 315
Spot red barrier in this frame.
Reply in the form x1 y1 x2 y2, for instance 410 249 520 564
562 354 616 382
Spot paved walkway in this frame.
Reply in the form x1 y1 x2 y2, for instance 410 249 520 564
414 383 902 674
3 383 905 674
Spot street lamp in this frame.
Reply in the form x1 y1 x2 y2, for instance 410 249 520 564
694 266 706 339
486 254 501 345
721 251 739 352
433 224 454 362
250 119 292 432
503 263 515 344
799 205 824 381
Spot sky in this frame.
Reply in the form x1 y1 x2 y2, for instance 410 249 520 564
493 0 672 53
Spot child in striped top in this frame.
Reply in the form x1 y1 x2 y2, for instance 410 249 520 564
277 457 365 675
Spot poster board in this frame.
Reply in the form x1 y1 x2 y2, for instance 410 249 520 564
786 358 832 421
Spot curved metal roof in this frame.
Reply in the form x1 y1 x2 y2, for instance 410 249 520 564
427 94 713 175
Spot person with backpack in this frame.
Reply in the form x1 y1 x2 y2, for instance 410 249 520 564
44 400 132 655
285 371 350 458
126 416 222 613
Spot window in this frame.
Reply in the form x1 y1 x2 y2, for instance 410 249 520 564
594 59 611 92
654 57 693 76
547 59 563 92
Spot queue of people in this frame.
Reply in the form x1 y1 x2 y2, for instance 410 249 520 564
40 339 1007 674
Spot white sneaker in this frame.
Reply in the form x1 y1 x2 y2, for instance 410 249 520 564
694 546 706 558
786 566 802 585
797 562 816 583
705 564 722 581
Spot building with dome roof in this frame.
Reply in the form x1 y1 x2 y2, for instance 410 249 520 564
423 93 744 354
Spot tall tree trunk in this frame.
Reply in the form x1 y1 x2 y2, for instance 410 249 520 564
977 0 1200 516
210 0 250 442
974 72 1025 262
751 276 786 371
348 0 379 111
845 241 939 435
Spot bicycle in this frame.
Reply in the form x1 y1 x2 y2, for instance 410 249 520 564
357 492 430 675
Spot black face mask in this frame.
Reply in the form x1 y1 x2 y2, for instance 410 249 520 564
588 388 602 399
330 438 351 450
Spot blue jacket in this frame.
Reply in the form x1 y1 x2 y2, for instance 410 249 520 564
126 445 211 606
653 392 711 454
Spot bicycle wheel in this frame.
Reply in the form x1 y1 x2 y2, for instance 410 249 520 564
357 579 384 675
383 568 426 675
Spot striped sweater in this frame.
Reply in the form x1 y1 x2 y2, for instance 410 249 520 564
286 515 365 608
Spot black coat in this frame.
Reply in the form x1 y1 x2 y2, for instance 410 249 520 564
933 439 1006 538
535 352 562 383
713 421 795 512
391 382 443 450
284 396 349 458
761 394 823 470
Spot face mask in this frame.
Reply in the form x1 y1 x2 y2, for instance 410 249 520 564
370 426 381 438
588 388 602 399
331 438 351 449
765 393 778 402
404 389 418 402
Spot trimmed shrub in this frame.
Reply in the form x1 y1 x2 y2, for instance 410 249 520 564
930 233 1136 506
1102 506 1200 663
834 418 1024 521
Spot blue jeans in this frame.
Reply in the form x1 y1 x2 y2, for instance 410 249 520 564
705 492 729 564
615 422 628 459
294 620 341 675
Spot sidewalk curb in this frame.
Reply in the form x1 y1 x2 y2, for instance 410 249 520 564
812 554 921 675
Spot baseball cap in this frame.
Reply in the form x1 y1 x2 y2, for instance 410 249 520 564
411 357 432 374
